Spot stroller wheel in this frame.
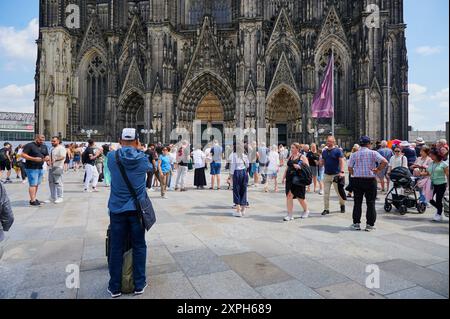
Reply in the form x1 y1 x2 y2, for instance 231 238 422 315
417 203 427 214
384 203 393 213
399 205 408 215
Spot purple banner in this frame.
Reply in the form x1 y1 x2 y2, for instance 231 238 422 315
312 55 334 119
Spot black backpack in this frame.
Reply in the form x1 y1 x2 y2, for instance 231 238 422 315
292 163 313 186
0 148 7 162
81 148 91 164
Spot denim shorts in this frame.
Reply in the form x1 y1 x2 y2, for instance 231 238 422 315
26 169 44 186
210 162 222 175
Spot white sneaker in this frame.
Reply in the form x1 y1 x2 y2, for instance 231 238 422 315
433 213 443 222
301 211 310 219
43 199 53 204
92 188 99 193
233 211 243 218
149 188 155 192
83 189 91 193
319 190 324 195
54 198 64 204
284 215 294 222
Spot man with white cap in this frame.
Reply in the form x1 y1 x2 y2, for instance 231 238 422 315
106 128 152 298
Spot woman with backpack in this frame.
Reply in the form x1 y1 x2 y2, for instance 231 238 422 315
282 143 311 221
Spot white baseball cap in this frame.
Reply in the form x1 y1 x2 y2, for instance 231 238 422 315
121 128 138 141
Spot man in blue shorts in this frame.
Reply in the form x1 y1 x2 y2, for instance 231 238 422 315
210 140 223 190
21 134 49 206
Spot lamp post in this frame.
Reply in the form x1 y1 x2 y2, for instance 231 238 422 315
80 129 98 139
140 129 156 145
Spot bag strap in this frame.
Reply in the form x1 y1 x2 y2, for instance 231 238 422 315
115 151 141 210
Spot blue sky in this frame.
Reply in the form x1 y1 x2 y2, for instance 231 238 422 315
0 0 448 131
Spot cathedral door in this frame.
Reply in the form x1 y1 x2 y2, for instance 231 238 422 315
266 87 301 147
196 92 225 147
118 92 145 136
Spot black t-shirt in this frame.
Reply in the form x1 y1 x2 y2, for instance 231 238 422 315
306 151 319 167
84 147 97 165
23 142 49 169
0 148 11 162
145 149 158 165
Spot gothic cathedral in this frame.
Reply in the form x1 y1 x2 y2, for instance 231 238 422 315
35 0 409 147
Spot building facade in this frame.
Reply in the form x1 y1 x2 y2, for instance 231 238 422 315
36 0 409 146
0 112 35 142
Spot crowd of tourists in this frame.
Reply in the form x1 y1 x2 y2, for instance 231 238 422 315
0 131 448 298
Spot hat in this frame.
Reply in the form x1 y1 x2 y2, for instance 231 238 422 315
400 141 410 148
359 136 371 145
121 128 138 141
416 137 425 145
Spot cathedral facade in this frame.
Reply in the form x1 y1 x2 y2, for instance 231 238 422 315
35 0 409 147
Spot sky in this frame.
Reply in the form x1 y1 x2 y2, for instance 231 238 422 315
0 0 448 132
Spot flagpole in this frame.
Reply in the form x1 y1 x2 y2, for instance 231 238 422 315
387 43 392 141
331 46 335 137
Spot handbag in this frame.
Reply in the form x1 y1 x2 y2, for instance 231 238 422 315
115 151 156 231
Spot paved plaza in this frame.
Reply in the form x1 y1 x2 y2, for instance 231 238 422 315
0 169 448 299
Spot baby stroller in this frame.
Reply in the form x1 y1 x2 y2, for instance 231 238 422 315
384 167 427 215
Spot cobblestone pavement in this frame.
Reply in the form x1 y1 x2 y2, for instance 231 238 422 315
0 168 448 299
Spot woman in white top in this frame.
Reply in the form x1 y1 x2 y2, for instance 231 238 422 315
192 146 207 189
265 145 281 193
230 143 250 218
388 148 408 174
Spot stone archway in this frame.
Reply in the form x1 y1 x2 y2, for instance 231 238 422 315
195 92 225 147
117 91 145 133
178 71 235 127
266 86 301 146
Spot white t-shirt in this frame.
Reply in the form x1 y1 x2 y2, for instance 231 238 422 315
389 155 408 170
51 145 67 169
267 151 281 171
192 149 206 169
17 148 26 163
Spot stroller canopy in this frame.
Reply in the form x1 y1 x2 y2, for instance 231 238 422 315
390 167 412 187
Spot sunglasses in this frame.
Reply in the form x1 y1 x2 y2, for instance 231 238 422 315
395 150 401 153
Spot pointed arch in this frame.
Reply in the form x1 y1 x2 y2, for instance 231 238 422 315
178 70 235 123
77 16 108 64
367 79 383 140
78 48 108 131
266 85 302 146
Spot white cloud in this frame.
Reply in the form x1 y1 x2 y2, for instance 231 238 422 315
0 83 35 113
409 83 449 131
408 83 428 102
415 46 443 56
0 18 39 62
432 88 449 109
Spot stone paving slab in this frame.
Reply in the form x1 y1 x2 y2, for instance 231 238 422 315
173 248 230 277
318 255 418 296
426 261 449 276
315 281 385 299
256 280 324 299
385 286 447 299
0 169 448 299
268 254 349 289
221 252 293 288
377 259 449 298
189 270 262 299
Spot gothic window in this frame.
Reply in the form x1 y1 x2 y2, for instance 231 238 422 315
84 55 107 127
188 0 205 25
212 0 232 24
